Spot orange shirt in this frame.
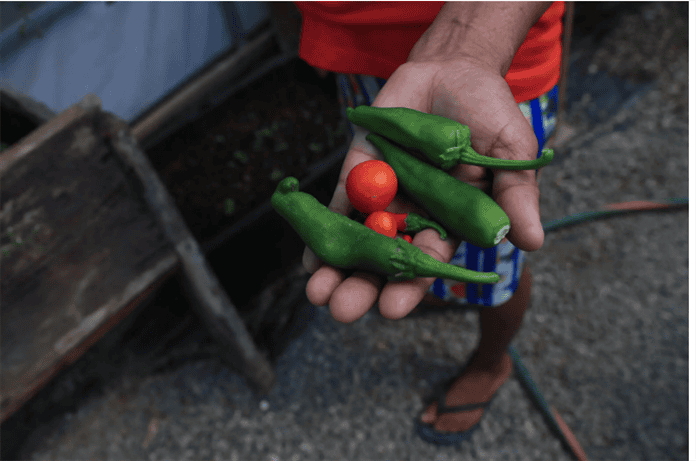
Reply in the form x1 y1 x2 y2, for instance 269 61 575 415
295 2 565 103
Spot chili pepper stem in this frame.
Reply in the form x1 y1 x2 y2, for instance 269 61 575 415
403 213 448 240
410 251 500 284
451 145 555 170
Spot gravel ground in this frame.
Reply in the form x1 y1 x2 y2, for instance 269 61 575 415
12 3 689 460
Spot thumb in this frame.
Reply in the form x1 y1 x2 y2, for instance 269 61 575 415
480 104 544 252
493 168 544 251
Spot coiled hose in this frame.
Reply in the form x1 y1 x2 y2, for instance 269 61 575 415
509 197 688 461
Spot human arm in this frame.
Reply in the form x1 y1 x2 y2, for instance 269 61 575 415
407 2 551 75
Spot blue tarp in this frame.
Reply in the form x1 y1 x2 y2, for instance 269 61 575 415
0 1 269 122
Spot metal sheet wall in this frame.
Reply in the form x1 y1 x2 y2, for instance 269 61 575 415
0 2 269 122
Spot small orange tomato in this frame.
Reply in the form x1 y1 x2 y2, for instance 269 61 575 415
346 160 398 214
364 211 397 238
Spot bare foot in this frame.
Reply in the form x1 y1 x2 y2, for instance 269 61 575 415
420 352 513 433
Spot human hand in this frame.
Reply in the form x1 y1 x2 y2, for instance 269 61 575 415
303 57 544 323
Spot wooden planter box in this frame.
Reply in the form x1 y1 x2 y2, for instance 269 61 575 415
0 5 309 424
0 93 276 425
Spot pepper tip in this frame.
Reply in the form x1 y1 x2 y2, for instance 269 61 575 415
277 176 299 194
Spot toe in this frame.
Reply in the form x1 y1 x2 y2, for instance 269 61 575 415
420 403 438 424
434 408 484 433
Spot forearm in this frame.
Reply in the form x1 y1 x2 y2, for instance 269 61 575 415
408 2 552 75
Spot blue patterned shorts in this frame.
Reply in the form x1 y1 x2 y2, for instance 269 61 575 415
336 73 557 307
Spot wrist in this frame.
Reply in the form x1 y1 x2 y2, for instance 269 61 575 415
407 2 552 76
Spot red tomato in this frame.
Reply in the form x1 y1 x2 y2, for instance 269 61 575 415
346 160 398 214
364 211 397 238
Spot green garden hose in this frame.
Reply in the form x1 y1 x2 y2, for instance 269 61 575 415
510 197 688 461
542 197 688 232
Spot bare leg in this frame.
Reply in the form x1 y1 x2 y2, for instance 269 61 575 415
420 264 532 432
474 263 532 367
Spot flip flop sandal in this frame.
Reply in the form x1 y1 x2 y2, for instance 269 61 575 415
414 351 499 446
414 390 494 446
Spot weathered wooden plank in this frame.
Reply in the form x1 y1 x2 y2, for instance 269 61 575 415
109 110 276 395
1 95 179 423
0 94 101 175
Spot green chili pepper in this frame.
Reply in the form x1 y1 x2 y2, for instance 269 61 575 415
347 106 554 171
393 213 447 240
367 133 510 248
272 177 500 284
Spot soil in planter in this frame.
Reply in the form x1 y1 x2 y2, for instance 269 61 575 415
140 57 351 362
145 57 349 245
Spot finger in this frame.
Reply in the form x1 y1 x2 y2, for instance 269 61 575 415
304 126 394 318
378 228 458 319
329 271 384 323
449 160 543 251
306 264 346 307
493 169 544 251
448 162 492 194
481 110 544 252
370 62 439 111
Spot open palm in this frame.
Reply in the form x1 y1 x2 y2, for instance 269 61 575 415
303 57 544 323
